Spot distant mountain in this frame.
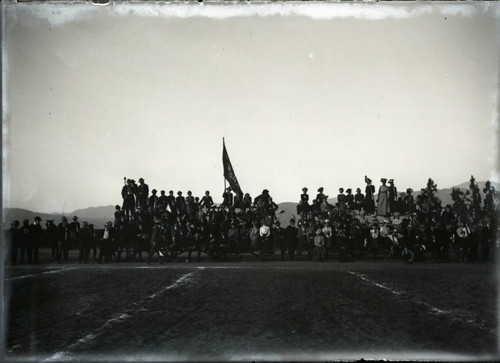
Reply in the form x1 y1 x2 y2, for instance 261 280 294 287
69 205 116 220
3 207 113 228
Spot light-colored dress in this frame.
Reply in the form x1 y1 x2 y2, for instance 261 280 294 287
377 184 389 216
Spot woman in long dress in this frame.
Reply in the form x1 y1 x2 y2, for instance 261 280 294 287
364 176 376 214
377 178 389 217
313 229 326 261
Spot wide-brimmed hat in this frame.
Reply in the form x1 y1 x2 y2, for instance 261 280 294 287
318 187 324 192
302 187 308 192
381 178 387 183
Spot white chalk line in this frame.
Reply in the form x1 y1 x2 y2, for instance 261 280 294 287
347 271 490 332
6 267 81 281
42 269 202 362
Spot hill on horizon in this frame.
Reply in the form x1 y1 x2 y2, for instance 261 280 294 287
4 180 498 227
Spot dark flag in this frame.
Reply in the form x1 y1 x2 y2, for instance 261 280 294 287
222 139 243 196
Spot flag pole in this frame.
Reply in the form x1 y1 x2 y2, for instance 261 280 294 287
223 137 227 194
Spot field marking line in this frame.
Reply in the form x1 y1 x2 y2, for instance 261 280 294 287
347 271 490 332
347 271 404 296
6 267 81 281
41 268 203 362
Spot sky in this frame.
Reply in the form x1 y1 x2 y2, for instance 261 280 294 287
2 2 499 214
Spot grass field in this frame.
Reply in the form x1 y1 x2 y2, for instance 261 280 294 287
3 251 499 362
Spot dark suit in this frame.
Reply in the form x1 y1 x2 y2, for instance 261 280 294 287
30 223 43 263
136 183 149 210
19 223 32 264
98 227 116 263
57 222 71 262
200 195 214 209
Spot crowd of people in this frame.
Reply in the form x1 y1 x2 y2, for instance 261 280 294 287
4 175 499 265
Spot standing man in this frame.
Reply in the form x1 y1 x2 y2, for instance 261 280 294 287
58 217 71 262
148 189 159 215
30 216 43 263
403 188 415 215
19 219 32 264
136 178 149 211
70 216 81 252
176 191 186 216
337 188 346 212
345 189 354 210
98 222 115 264
79 221 91 264
186 191 195 218
354 188 365 212
46 220 58 261
284 218 299 261
121 179 136 219
200 191 214 210
222 187 233 208
242 193 252 210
